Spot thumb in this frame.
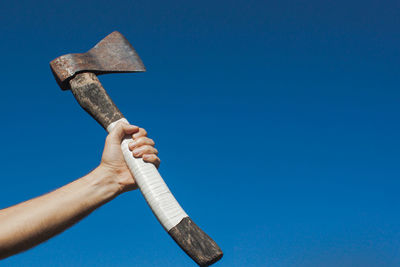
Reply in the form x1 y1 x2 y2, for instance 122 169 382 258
108 122 138 143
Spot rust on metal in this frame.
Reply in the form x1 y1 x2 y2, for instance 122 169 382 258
50 31 146 90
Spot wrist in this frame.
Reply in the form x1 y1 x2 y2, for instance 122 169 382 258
84 165 122 201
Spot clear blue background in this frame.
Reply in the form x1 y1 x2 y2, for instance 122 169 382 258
0 0 399 266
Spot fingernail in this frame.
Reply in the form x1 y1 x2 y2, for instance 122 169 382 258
129 141 137 149
133 148 142 156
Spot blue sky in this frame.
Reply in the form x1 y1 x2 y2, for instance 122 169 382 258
0 0 399 266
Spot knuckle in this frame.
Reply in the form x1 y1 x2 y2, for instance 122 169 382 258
136 136 145 144
144 154 156 161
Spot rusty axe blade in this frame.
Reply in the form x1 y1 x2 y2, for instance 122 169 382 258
50 32 223 266
50 31 145 90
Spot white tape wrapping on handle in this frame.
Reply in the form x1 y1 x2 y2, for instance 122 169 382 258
107 118 188 231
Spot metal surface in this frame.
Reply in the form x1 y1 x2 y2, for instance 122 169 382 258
50 31 146 90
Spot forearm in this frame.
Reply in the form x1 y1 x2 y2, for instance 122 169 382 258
0 166 120 259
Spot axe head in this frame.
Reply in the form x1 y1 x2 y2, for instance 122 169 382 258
50 31 146 90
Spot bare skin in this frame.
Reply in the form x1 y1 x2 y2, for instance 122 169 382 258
0 122 160 260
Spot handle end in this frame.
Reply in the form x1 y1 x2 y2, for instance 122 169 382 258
168 217 223 266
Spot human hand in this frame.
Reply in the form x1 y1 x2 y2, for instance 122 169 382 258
99 122 160 193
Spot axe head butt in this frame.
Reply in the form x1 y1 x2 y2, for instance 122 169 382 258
50 31 146 90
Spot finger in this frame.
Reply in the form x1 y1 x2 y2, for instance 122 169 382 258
132 128 147 139
132 145 158 157
123 124 140 135
108 123 139 143
128 137 155 150
143 154 161 168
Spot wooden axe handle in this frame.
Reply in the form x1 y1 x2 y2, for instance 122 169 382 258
69 72 223 266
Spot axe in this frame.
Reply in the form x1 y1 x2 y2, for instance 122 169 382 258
50 31 223 266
